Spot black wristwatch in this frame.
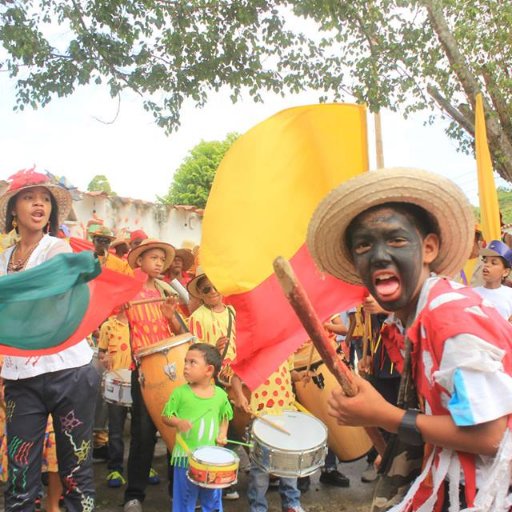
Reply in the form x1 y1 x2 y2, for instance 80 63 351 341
397 409 424 446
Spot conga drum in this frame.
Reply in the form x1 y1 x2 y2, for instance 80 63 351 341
294 343 372 462
134 333 195 451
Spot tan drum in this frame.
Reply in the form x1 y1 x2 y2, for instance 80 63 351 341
294 343 372 462
134 333 195 451
188 446 239 489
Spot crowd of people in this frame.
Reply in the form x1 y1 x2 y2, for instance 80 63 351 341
0 166 511 512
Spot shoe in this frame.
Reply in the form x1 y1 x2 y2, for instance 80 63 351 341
361 463 378 483
123 499 143 512
107 470 126 488
269 475 279 489
147 467 160 485
319 469 350 487
222 485 239 500
297 475 310 493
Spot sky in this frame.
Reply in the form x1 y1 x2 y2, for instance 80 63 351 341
0 73 497 206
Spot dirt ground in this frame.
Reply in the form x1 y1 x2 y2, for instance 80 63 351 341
0 437 375 512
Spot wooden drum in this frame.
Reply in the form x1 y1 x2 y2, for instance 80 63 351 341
134 333 195 451
294 343 372 462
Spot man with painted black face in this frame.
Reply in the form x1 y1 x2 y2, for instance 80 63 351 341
307 168 512 512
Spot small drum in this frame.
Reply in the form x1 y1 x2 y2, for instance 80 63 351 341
103 369 132 407
134 333 195 451
250 410 327 478
188 446 239 489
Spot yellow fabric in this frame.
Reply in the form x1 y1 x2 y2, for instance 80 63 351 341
98 317 132 370
250 358 296 415
475 93 501 241
188 305 237 363
101 253 134 276
201 104 368 295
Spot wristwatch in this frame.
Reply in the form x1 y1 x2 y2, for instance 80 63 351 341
397 409 424 446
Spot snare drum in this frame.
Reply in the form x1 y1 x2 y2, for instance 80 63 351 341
250 410 327 477
188 446 239 489
103 369 132 407
134 333 195 451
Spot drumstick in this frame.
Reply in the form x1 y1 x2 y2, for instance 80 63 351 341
126 297 167 308
293 400 312 415
305 343 315 375
250 410 291 436
361 311 371 373
273 256 387 457
175 433 192 456
226 439 253 448
191 409 211 424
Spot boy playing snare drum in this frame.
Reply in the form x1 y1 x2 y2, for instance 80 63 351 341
162 343 233 512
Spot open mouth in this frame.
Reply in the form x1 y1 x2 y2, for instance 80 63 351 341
31 210 45 221
373 271 401 301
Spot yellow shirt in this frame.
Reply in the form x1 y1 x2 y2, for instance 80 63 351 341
98 317 132 370
100 253 134 276
250 358 296 415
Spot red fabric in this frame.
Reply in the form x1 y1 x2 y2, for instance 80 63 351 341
69 237 94 252
228 243 367 390
0 267 143 356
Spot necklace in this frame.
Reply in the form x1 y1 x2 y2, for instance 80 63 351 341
7 238 42 272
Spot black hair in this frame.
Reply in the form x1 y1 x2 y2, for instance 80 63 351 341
188 342 222 377
5 192 59 236
346 201 440 253
196 275 209 291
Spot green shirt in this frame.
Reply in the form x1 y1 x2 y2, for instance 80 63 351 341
162 383 233 466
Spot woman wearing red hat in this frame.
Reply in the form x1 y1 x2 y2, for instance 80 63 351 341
0 168 99 512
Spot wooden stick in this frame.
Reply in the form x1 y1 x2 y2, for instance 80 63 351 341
191 409 211 424
251 410 291 436
361 311 371 373
273 256 387 456
227 439 254 448
374 111 385 168
126 297 167 308
305 343 315 375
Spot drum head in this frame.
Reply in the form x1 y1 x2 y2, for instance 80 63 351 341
105 369 132 383
134 333 196 358
252 411 326 451
193 446 236 465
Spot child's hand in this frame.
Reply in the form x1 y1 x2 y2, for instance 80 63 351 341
216 336 229 353
234 392 250 413
161 296 179 320
216 435 227 446
176 419 193 432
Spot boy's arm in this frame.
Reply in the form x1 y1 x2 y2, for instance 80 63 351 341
327 375 507 456
162 414 193 432
216 418 229 445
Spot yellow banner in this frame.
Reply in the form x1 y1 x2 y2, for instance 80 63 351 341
475 93 501 241
201 104 369 295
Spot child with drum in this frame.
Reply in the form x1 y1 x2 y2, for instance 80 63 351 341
307 168 512 511
231 362 306 512
162 343 233 512
123 239 186 512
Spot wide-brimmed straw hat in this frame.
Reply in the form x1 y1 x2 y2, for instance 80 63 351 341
187 267 208 299
174 248 194 271
0 168 72 229
111 238 130 249
307 168 475 285
127 239 175 271
89 225 115 240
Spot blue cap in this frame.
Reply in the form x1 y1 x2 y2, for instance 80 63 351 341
480 240 512 267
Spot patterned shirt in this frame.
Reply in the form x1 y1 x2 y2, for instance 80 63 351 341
98 317 131 370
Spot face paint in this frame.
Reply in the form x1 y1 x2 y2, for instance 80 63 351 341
348 207 428 313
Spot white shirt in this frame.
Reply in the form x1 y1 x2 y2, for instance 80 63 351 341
473 284 512 321
0 235 93 380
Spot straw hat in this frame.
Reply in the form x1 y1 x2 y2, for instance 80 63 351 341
89 225 115 240
174 248 194 271
127 239 175 271
187 267 207 299
307 168 475 285
111 238 129 249
0 168 72 229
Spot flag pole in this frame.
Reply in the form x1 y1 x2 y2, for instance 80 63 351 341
374 111 385 169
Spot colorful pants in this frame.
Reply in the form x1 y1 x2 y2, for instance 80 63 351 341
4 362 99 512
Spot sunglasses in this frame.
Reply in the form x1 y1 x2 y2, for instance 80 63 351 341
200 285 217 295
94 237 112 244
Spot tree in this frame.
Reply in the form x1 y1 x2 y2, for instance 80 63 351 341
2 1 512 180
87 174 113 194
161 132 238 209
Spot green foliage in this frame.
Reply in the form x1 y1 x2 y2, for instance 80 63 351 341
161 132 238 209
498 187 512 225
87 174 113 194
1 1 512 179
